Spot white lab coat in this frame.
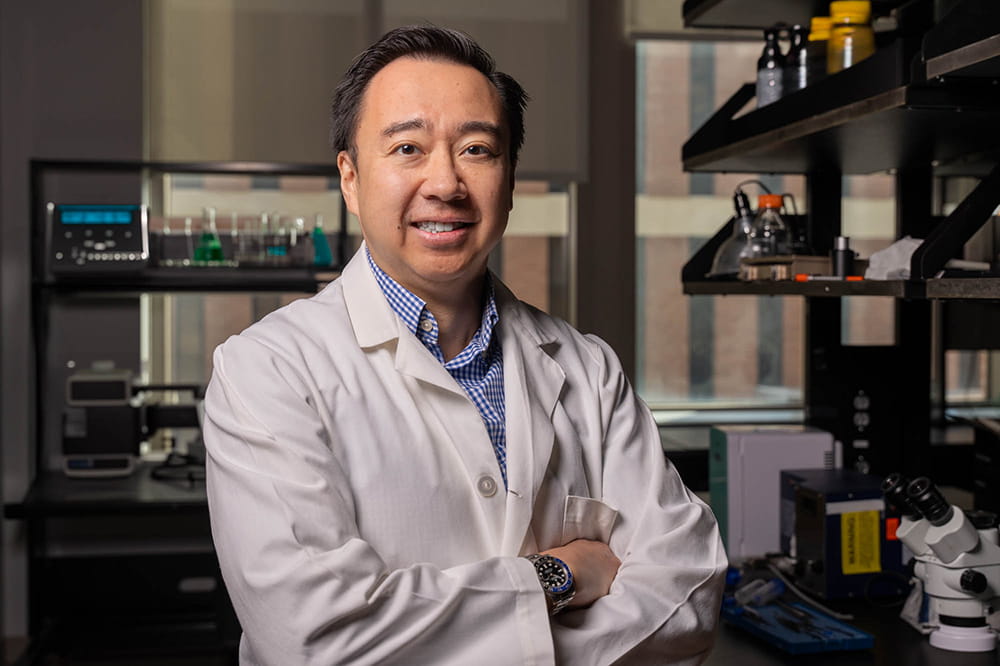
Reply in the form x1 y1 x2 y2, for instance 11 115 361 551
204 246 727 665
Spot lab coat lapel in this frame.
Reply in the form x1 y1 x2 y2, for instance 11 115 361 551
496 282 565 555
342 244 467 395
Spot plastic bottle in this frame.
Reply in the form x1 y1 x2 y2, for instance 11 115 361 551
748 194 790 257
807 16 831 84
783 25 810 95
827 1 875 75
756 27 785 108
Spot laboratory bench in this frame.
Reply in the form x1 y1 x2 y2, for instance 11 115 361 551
3 463 239 664
708 599 1000 665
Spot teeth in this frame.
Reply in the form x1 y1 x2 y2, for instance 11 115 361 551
417 221 463 233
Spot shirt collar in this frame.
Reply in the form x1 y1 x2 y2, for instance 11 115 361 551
365 247 500 353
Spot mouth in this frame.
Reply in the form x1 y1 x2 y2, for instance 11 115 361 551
413 221 472 234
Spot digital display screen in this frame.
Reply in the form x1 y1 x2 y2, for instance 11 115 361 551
58 205 138 225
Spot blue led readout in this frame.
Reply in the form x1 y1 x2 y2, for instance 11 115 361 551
58 205 138 225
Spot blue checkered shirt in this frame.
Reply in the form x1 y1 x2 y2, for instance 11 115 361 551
366 249 507 488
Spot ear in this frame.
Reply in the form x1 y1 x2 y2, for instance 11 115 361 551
337 151 360 217
506 170 516 213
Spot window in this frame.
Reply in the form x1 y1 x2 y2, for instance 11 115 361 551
635 39 900 410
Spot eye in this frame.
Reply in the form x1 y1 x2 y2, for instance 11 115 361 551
394 144 418 156
463 144 495 157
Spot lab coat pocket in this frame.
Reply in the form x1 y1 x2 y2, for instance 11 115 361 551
562 495 618 544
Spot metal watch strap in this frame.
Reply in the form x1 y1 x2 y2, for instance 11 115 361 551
526 553 575 615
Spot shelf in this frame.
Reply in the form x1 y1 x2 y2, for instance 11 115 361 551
36 267 340 293
683 42 1000 175
926 277 1000 299
682 0 903 30
31 159 343 178
683 279 913 298
3 463 207 519
926 33 1000 79
922 0 1000 79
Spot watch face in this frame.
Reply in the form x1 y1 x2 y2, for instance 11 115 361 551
535 555 573 595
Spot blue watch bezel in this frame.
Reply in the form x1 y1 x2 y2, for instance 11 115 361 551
547 556 574 595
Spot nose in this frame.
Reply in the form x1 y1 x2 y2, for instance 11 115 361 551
420 150 466 201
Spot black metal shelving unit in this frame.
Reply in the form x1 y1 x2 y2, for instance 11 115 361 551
8 158 352 662
679 0 1000 483
682 0 906 30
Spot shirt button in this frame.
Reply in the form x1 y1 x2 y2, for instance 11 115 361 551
419 319 433 332
476 474 498 497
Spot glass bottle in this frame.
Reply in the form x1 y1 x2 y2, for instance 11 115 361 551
807 16 831 84
708 189 755 277
756 27 785 108
827 1 875 75
783 24 810 95
194 206 224 264
312 213 333 267
748 194 790 257
268 212 290 266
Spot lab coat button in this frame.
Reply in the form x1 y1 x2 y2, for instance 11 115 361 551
476 474 498 497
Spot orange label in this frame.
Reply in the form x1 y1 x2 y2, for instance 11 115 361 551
885 517 899 541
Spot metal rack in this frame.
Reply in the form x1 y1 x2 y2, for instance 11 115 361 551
8 158 351 661
679 0 1000 481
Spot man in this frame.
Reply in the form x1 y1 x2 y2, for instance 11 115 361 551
204 25 726 665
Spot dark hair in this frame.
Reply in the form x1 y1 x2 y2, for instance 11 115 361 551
330 25 528 167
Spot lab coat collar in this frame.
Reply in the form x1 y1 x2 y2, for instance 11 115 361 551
341 243 567 553
341 242 402 350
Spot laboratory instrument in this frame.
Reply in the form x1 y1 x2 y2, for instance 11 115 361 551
781 468 905 599
46 203 149 274
62 366 203 479
62 367 140 477
710 425 839 560
882 473 1000 652
709 180 780 278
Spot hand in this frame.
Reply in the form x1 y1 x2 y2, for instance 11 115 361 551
543 539 620 608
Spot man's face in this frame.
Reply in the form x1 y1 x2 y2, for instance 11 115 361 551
338 56 513 299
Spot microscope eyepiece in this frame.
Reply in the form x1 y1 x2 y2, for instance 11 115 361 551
906 476 953 526
881 472 922 518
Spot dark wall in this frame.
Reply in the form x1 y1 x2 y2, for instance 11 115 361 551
1 0 143 639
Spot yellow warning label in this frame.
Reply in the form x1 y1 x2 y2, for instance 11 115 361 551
841 511 881 575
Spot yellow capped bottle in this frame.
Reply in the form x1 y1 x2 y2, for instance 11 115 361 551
807 16 831 84
827 1 875 74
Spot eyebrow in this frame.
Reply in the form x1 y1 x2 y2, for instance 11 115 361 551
459 121 504 141
382 119 425 137
380 119 505 141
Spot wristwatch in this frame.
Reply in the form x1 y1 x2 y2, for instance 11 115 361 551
526 553 575 615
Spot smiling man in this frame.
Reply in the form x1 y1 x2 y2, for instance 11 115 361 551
204 26 727 665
